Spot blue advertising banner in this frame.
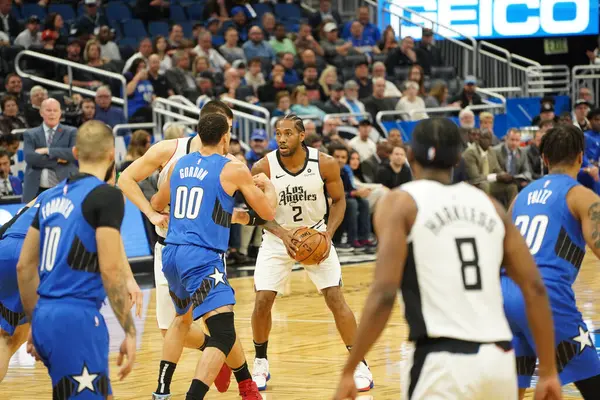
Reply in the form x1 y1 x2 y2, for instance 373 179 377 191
380 0 599 39
0 199 151 258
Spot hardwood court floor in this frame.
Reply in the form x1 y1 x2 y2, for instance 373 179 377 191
4 257 600 399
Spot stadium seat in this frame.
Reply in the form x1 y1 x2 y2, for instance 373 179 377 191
274 3 302 22
170 4 188 22
106 2 132 22
148 21 169 38
283 21 299 33
10 6 21 20
341 67 355 82
186 3 204 20
22 3 46 19
372 53 387 64
431 66 456 81
252 3 273 18
179 21 193 38
393 66 410 81
77 4 86 17
48 4 76 23
123 19 147 39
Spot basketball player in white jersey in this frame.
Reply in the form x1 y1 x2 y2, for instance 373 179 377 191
241 114 373 392
119 100 256 399
332 118 562 400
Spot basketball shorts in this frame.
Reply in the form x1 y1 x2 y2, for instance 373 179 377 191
402 338 517 400
0 237 27 335
502 276 600 387
154 241 176 329
255 234 342 295
162 244 235 321
32 300 112 399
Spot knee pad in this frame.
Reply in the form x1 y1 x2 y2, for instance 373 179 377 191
204 312 236 356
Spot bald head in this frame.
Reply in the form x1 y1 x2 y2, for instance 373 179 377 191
75 120 115 162
41 98 62 128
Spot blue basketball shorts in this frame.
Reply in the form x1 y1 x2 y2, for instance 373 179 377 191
32 299 112 399
162 244 235 320
501 276 600 387
0 237 27 335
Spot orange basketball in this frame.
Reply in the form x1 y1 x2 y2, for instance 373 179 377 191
293 228 329 265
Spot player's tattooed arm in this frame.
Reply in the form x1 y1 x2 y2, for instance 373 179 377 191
587 201 600 249
569 186 600 257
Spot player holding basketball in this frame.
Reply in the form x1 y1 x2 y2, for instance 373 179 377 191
245 114 374 391
17 121 139 399
120 101 249 397
150 113 276 400
334 118 561 400
503 123 600 398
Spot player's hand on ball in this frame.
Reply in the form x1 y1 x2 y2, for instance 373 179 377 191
317 232 332 264
117 334 136 380
283 227 302 259
26 329 41 362
332 372 357 400
534 374 562 400
126 278 143 318
232 208 250 225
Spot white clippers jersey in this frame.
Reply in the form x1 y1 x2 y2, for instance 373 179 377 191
266 147 328 234
400 180 512 343
155 137 191 238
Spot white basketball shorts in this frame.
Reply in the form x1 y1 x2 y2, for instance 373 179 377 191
401 340 518 400
154 241 176 330
254 234 342 294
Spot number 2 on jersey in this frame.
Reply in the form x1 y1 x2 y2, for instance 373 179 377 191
292 206 303 222
174 186 204 219
514 215 548 255
41 226 61 272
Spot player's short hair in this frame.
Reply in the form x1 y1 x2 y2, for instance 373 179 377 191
198 113 229 146
540 123 584 167
411 117 461 169
276 114 305 133
76 120 114 162
200 99 234 120
587 108 600 120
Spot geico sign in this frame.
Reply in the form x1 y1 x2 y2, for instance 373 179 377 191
383 0 597 39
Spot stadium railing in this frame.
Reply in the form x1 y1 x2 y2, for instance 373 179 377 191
220 96 272 142
572 64 600 105
15 50 128 118
525 65 571 97
112 123 155 164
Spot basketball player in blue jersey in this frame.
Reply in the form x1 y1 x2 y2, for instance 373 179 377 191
334 118 561 400
503 123 600 399
120 101 260 397
17 120 138 399
150 113 276 400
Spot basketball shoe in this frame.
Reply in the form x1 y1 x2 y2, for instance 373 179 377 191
251 358 270 391
238 378 263 399
152 394 170 399
354 361 374 392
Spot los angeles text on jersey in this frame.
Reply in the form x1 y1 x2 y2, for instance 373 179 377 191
41 197 74 220
278 185 317 206
424 205 497 236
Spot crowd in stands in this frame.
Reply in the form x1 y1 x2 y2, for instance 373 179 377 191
1 0 600 266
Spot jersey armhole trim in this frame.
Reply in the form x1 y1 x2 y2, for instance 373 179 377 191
162 139 179 169
403 189 418 244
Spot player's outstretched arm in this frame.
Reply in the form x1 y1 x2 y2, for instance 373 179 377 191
17 225 41 320
568 185 600 260
334 190 413 400
225 162 276 222
150 162 175 214
492 199 559 383
119 141 174 226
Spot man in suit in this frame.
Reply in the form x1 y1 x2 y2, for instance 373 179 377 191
462 128 517 207
361 141 391 183
0 0 20 39
309 0 342 34
22 99 77 202
0 149 21 196
165 50 198 96
493 128 532 192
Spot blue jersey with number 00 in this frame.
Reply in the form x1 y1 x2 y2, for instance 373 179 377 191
165 152 234 252
511 174 585 287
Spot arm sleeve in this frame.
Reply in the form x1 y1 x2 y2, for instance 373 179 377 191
81 185 125 230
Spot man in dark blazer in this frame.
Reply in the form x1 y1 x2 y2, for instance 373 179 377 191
361 141 391 183
0 0 21 39
309 0 342 36
0 149 21 196
492 128 532 190
22 98 77 202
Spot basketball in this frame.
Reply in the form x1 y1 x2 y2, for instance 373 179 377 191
292 227 329 265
